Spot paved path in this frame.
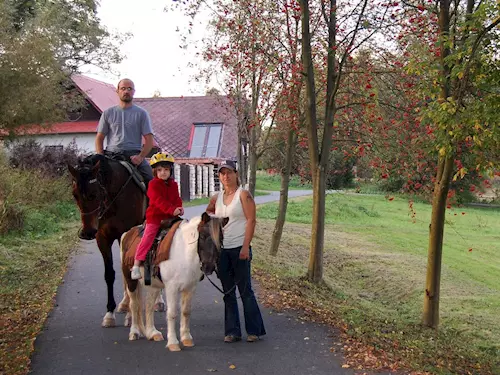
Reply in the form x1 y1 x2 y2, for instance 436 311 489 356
29 190 369 375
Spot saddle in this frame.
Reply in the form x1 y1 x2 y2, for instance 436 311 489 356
103 152 146 194
136 217 183 285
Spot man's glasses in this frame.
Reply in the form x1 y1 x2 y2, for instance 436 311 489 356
119 87 134 92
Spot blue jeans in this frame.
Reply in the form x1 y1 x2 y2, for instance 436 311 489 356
218 246 266 337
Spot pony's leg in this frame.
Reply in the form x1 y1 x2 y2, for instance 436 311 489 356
96 234 117 328
154 289 165 312
165 284 181 351
180 288 195 347
144 286 164 341
128 285 145 340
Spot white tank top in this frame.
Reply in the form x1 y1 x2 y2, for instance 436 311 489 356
215 187 246 249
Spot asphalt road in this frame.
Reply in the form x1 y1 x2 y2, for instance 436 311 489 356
29 190 372 375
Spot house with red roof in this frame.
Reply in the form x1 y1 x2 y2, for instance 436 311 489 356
5 75 239 165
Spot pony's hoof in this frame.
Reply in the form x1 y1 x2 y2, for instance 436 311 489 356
154 302 165 312
151 333 164 342
117 303 129 313
167 344 181 352
182 339 194 347
129 332 140 341
102 313 116 328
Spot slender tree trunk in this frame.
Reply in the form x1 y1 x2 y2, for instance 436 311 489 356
308 163 326 282
247 126 257 197
423 156 454 328
422 0 452 329
270 130 297 256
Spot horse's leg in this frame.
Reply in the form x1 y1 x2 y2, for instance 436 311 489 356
165 284 181 351
117 275 130 313
144 286 164 341
180 288 195 348
128 285 145 340
154 289 165 312
96 234 117 328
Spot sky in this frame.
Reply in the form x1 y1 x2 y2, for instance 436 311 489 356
84 0 210 98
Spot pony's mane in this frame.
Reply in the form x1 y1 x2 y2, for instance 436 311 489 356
208 219 223 251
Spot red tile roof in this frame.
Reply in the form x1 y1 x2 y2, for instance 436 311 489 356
135 96 238 160
71 74 117 112
11 121 97 135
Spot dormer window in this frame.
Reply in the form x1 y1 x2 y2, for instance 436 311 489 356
189 123 222 158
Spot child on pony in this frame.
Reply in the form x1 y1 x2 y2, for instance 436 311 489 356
131 152 184 280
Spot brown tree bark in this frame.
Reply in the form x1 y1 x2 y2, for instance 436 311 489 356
270 129 297 256
423 0 452 329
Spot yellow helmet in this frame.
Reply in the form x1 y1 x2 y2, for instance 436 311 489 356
149 152 175 168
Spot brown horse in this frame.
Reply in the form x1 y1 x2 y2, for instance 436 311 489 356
68 154 145 327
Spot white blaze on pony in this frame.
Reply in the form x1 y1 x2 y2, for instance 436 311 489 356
120 213 227 351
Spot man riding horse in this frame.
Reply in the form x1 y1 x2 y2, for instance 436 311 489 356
95 78 154 185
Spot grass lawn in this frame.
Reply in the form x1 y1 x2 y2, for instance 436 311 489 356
253 192 500 374
0 202 80 375
184 190 269 207
255 171 312 191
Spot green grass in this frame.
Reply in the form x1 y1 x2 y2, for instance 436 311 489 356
255 171 312 191
254 193 500 374
183 190 269 207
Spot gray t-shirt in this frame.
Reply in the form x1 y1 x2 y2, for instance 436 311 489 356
97 105 153 152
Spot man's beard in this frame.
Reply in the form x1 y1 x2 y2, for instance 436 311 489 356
121 96 133 103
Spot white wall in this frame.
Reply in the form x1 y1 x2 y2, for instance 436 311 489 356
16 134 96 153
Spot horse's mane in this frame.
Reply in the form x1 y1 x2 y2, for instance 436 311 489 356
208 219 223 251
77 154 113 187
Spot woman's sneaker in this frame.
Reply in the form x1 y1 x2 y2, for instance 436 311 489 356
131 266 142 280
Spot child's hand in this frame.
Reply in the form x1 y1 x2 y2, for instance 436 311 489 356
173 207 184 216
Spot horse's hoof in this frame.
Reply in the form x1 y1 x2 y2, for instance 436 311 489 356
117 304 129 313
182 339 194 347
154 302 165 312
129 332 140 341
167 344 181 352
102 312 116 328
151 333 164 342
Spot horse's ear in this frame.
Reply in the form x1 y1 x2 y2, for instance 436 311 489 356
222 217 229 227
201 212 211 224
68 164 78 179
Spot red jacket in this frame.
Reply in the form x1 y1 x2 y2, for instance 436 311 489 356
145 177 183 225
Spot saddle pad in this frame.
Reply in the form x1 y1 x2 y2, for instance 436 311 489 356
154 220 183 265
122 227 143 270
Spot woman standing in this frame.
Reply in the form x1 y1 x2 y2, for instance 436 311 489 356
206 160 266 343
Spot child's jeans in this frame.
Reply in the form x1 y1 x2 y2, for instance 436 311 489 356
135 223 161 262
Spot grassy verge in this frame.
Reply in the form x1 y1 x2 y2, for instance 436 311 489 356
256 171 312 191
0 201 80 375
253 193 500 374
184 190 269 207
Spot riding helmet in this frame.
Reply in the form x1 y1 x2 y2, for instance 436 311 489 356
149 152 175 168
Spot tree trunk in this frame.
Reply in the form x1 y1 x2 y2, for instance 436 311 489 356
270 130 297 256
308 163 326 282
423 156 454 328
247 125 257 197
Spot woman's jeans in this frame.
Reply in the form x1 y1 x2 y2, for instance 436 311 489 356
218 246 266 337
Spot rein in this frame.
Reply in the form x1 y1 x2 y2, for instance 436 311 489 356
80 173 134 220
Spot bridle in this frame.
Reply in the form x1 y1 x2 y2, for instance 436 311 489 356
79 173 134 220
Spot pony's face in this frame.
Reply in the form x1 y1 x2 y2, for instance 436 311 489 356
197 213 229 275
68 161 103 240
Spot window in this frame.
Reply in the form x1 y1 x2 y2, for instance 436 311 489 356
189 124 222 158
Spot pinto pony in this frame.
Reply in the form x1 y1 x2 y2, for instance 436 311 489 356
120 213 227 351
68 155 145 327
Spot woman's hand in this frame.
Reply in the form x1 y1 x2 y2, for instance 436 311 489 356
239 246 250 260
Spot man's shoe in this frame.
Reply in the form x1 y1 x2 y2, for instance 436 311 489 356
224 335 242 343
246 335 259 342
